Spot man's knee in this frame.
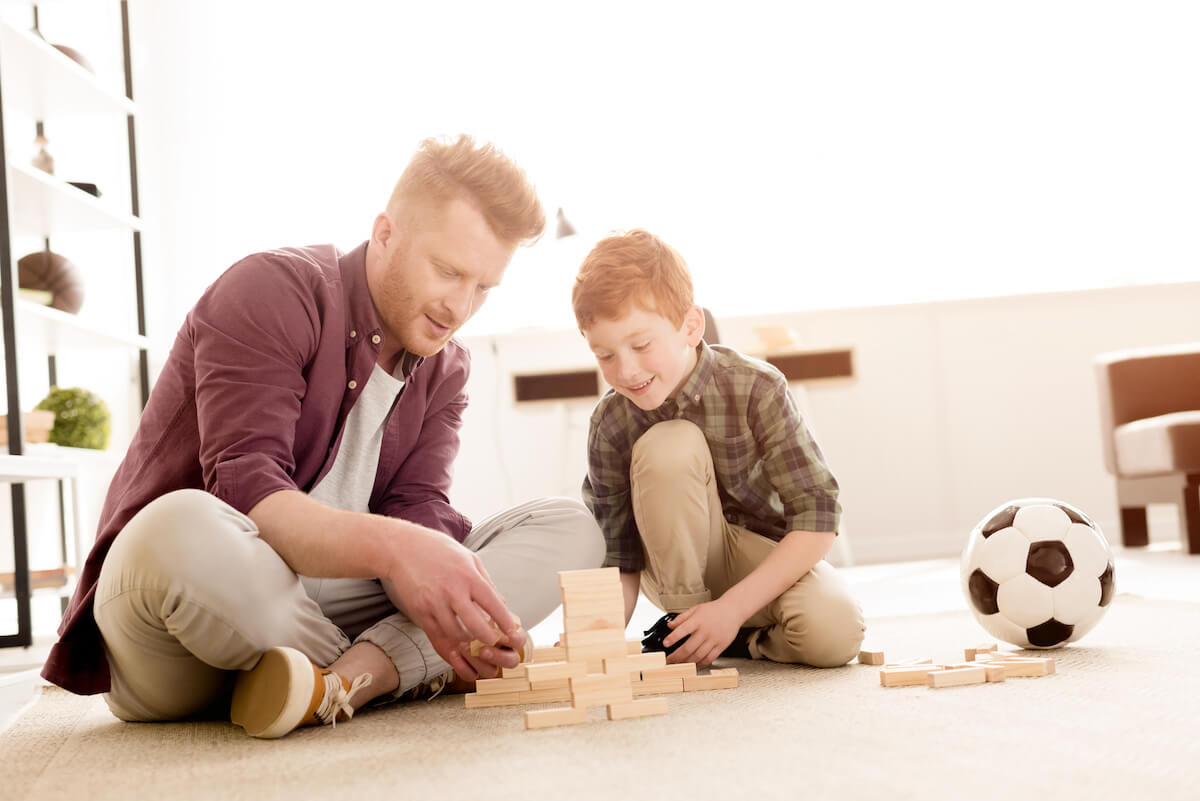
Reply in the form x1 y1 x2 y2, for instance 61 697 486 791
106 489 253 581
544 497 605 570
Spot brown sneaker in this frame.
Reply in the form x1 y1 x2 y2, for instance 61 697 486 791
230 647 371 739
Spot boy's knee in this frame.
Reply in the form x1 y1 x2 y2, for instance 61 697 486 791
773 591 866 668
631 420 708 476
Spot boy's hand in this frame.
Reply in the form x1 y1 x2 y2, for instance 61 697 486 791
662 599 743 667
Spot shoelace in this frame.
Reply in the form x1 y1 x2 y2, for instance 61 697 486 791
402 671 451 702
315 672 372 727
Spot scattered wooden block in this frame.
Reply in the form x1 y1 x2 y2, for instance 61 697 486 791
880 665 945 687
928 666 987 688
964 643 998 661
525 706 588 730
607 697 669 721
885 657 933 667
857 649 885 666
683 668 739 691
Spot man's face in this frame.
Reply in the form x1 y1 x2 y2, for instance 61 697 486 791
583 305 702 411
369 197 515 359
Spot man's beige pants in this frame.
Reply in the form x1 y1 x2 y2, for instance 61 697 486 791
631 420 865 667
93 489 605 722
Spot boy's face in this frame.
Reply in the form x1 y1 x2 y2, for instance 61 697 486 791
583 304 704 411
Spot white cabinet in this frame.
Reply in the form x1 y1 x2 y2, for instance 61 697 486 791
0 4 148 646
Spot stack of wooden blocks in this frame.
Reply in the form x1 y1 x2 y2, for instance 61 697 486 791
464 567 739 729
861 644 1058 689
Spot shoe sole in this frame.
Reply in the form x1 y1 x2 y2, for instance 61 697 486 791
230 647 314 739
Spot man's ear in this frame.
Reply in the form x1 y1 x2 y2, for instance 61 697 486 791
684 305 705 347
371 212 395 251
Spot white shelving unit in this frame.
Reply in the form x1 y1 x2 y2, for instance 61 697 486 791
0 3 148 647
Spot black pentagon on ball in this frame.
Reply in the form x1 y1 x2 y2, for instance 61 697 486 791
1099 562 1115 606
1027 619 1074 648
1026 540 1074 587
967 569 1000 615
981 505 1019 538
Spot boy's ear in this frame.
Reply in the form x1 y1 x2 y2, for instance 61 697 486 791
684 305 705 347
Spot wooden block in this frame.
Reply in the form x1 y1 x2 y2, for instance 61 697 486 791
982 664 1007 682
524 661 585 686
525 706 588 730
994 658 1053 678
474 677 531 695
683 668 739 691
964 643 998 661
561 627 627 648
565 642 630 664
562 599 626 619
572 687 634 708
626 640 643 654
641 663 698 680
562 585 622 602
517 685 573 704
570 673 632 693
564 612 627 633
465 691 523 708
500 664 528 679
607 697 669 720
632 677 684 696
857 649 885 666
928 666 987 688
885 657 933 667
880 665 944 687
602 651 667 676
557 567 620 588
528 676 571 691
531 646 566 663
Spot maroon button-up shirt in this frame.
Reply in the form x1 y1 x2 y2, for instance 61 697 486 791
41 242 473 695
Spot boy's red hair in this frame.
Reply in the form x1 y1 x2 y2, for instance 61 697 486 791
572 229 694 330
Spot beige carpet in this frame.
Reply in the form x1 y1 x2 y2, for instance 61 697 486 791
3 595 1198 801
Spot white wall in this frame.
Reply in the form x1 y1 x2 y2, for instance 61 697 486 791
453 281 1200 563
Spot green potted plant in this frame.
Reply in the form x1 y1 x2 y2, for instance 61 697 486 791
35 386 111 450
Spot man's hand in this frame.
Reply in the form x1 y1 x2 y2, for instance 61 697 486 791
437 624 529 682
662 598 744 667
380 525 519 677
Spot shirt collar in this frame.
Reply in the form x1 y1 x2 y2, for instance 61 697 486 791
339 241 425 382
635 341 714 424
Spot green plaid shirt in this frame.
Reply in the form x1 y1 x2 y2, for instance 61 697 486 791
582 342 841 572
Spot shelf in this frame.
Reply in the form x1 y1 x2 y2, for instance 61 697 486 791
0 452 79 481
0 18 134 118
16 299 149 352
6 162 140 235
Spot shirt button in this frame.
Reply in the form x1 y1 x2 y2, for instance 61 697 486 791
693 394 701 403
350 330 357 338
371 334 381 345
348 380 358 390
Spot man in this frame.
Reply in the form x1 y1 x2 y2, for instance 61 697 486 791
41 135 605 738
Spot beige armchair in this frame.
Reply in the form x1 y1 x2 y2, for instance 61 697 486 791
1095 343 1200 554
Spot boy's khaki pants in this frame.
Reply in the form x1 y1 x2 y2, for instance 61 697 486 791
93 489 604 722
631 420 865 667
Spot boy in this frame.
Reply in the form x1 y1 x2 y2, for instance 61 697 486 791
573 229 864 668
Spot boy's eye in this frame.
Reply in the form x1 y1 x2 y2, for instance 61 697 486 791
633 342 650 351
596 353 613 362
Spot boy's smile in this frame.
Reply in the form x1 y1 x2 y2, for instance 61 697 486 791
584 304 704 411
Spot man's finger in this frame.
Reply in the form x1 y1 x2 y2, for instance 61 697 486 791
469 582 516 639
455 598 503 645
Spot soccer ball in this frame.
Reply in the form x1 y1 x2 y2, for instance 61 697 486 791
961 498 1115 648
